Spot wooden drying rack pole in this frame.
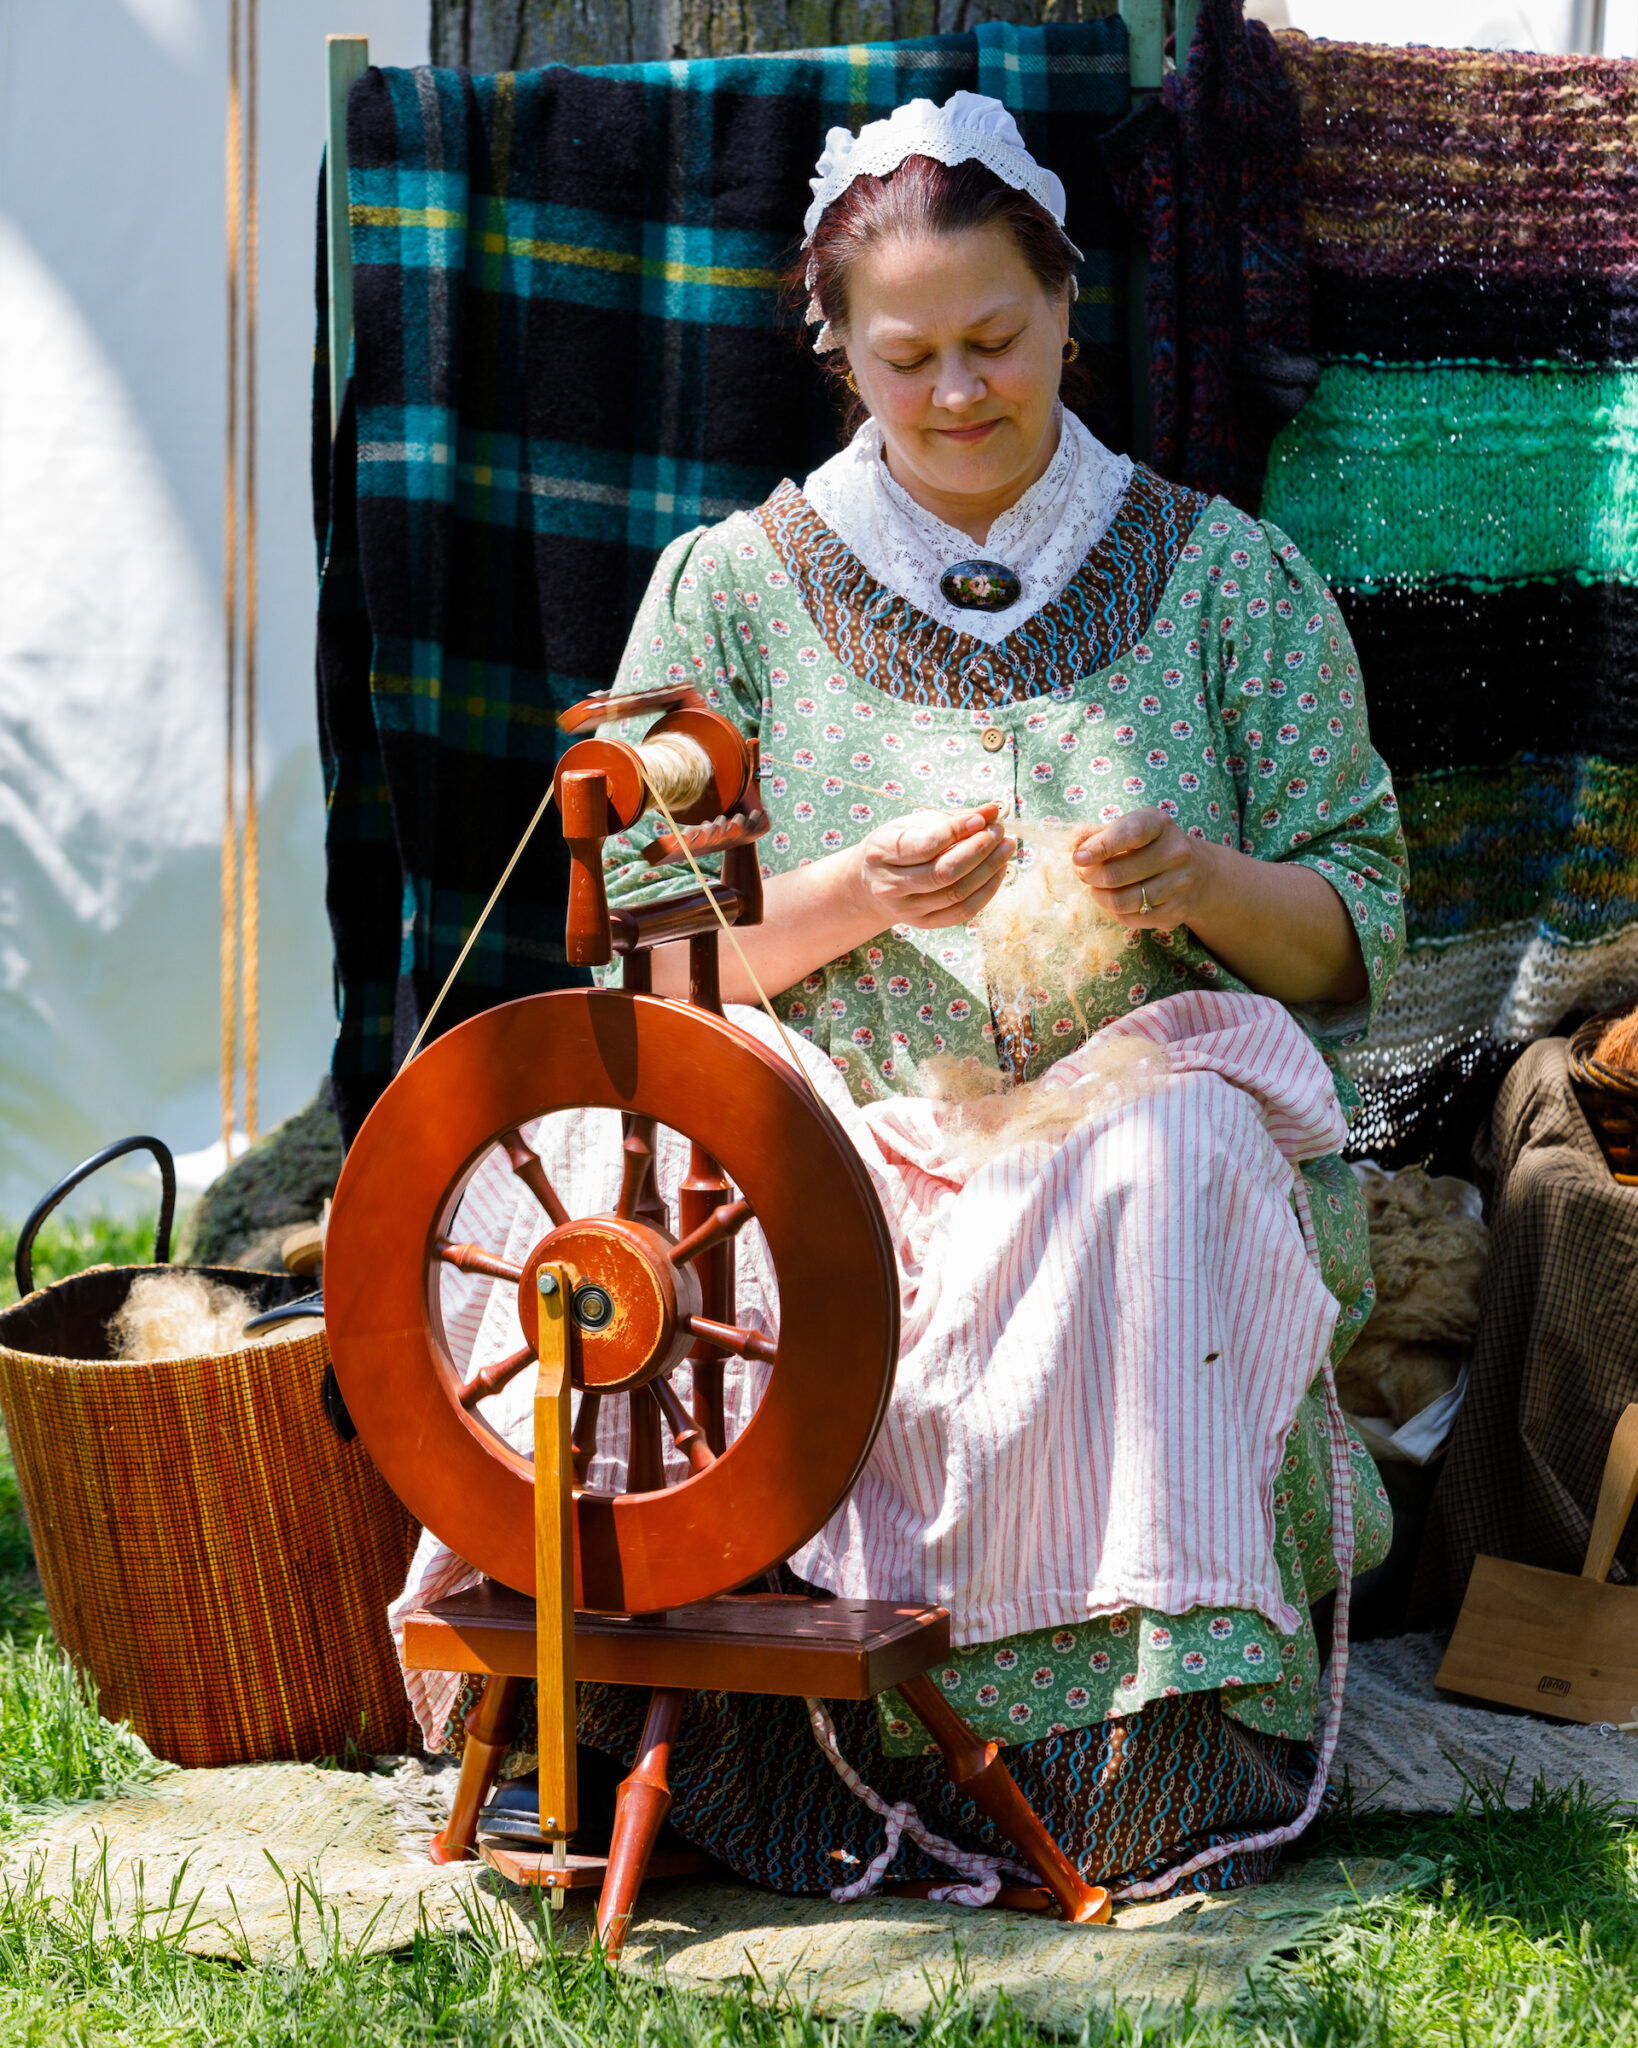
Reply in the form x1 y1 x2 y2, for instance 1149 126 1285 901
326 34 368 439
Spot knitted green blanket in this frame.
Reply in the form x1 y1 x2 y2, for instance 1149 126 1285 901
1265 36 1638 1166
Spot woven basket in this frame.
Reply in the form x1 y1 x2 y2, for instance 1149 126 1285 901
0 1265 420 1767
1569 1016 1638 1186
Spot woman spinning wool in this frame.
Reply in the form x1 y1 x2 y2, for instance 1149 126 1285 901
402 92 1406 1903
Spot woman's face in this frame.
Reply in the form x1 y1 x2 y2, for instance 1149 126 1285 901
842 224 1069 522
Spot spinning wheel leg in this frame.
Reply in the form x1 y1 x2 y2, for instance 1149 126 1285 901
898 1674 1112 1924
430 1674 522 1865
595 1686 687 1956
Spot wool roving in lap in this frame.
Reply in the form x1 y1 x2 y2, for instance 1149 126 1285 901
914 823 1154 1166
913 1034 1168 1170
106 1272 262 1362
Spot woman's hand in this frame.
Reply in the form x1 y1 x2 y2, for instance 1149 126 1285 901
1072 809 1207 932
648 804 1014 1004
1073 806 1368 1005
853 806 1016 930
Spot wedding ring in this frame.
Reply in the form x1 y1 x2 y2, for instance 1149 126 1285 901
1139 888 1152 915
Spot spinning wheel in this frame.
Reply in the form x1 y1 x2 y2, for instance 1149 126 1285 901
327 686 1110 1947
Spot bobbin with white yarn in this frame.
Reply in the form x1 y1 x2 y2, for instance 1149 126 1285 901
635 731 715 813
554 717 745 835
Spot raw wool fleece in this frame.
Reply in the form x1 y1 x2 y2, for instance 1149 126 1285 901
106 1273 260 1363
975 819 1125 1019
1336 1166 1489 1430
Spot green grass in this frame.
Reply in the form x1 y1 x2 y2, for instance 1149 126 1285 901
0 1210 164 1314
0 1222 1634 2040
0 1450 45 1648
0 1786 1633 2045
0 1638 162 1815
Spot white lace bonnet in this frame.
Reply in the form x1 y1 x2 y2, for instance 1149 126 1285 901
802 91 1079 352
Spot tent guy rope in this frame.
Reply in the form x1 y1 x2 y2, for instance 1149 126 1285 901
221 0 260 1147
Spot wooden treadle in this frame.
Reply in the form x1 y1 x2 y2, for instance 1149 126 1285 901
480 1842 709 1890
403 1583 950 1699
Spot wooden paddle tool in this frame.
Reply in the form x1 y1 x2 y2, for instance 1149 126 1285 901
1438 1404 1638 1724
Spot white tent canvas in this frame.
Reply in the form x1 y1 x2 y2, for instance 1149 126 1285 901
0 0 424 1215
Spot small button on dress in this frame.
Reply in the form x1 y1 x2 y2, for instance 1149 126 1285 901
981 727 1007 753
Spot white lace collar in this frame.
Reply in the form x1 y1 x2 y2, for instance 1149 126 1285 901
800 411 1133 645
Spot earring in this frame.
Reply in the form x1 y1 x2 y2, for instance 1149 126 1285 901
845 369 860 393
1063 338 1080 364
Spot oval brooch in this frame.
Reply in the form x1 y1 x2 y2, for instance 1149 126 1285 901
938 558 1022 613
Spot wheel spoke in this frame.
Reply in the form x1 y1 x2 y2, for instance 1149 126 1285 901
501 1129 570 1230
678 1152 735 1458
683 1314 777 1365
690 1357 727 1457
626 1386 666 1493
436 1240 523 1284
571 1390 602 1486
653 1375 716 1475
459 1344 536 1410
617 1116 665 1225
669 1198 752 1266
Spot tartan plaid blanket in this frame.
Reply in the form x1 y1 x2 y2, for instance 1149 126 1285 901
314 21 1132 1140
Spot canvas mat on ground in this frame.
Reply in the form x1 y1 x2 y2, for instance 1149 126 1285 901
7 1640 1637 1995
1337 1634 1638 1811
0 1759 1417 2016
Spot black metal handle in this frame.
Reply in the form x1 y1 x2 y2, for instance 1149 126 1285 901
14 1136 176 1299
243 1291 324 1335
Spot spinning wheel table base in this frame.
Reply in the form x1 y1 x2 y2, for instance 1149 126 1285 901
403 1582 1112 1944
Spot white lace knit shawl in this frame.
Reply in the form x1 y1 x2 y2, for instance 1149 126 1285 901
800 410 1134 646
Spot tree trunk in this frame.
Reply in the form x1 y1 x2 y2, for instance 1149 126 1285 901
431 0 1115 70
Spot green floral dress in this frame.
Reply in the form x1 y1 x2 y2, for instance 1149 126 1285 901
598 465 1404 1754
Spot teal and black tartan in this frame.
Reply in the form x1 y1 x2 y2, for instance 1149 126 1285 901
313 22 1133 1139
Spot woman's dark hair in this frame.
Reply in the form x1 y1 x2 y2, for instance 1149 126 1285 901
789 153 1087 422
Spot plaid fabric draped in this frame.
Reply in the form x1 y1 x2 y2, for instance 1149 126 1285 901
313 23 1133 1139
1411 1037 1638 1622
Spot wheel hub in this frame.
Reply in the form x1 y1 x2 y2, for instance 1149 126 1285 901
517 1217 701 1392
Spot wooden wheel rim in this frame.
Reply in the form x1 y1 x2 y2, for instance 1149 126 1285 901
326 990 899 1613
